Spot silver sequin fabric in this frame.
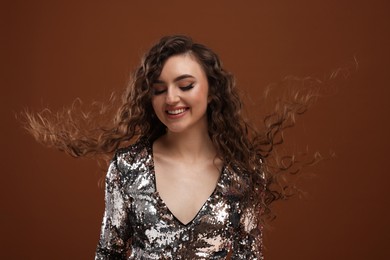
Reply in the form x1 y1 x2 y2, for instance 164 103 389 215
95 139 263 259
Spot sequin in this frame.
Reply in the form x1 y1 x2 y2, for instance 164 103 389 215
95 138 263 259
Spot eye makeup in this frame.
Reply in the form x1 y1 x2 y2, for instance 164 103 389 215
179 83 194 91
152 86 166 95
152 82 195 96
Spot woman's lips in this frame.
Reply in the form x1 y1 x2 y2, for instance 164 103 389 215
165 107 189 118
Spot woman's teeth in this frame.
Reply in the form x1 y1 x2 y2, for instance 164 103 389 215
167 108 187 115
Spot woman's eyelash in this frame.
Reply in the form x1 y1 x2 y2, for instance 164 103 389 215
153 89 166 95
153 83 194 95
180 83 194 91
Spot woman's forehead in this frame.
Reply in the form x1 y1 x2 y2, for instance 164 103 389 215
157 54 205 82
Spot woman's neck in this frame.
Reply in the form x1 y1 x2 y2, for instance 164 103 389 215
159 129 216 163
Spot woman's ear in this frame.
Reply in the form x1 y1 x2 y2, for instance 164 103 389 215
207 94 212 104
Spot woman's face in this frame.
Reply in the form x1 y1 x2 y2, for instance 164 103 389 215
151 53 210 135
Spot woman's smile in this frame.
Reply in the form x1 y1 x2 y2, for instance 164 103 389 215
166 107 189 116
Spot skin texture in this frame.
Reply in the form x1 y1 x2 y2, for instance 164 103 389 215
151 54 222 225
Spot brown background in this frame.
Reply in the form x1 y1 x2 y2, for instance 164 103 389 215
1 0 389 259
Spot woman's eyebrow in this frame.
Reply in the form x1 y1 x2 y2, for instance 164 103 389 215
173 74 195 82
153 74 195 84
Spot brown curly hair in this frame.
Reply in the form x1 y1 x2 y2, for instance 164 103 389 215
23 35 333 221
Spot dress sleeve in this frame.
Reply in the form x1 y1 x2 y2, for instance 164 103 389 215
231 202 264 260
95 158 132 260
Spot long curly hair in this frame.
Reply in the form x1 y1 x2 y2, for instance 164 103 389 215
23 35 333 221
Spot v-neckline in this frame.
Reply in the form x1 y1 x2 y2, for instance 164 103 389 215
147 140 224 226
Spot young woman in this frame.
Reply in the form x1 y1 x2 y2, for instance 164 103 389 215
25 35 317 259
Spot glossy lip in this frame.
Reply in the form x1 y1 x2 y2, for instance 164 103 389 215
165 106 189 119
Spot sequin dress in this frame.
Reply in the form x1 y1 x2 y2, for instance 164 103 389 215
95 139 263 260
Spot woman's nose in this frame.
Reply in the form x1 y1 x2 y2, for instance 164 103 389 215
165 88 180 104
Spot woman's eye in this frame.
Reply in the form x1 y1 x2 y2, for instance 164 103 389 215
153 88 166 95
180 83 194 91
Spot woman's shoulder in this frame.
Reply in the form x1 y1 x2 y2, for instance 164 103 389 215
113 137 152 173
223 162 265 191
